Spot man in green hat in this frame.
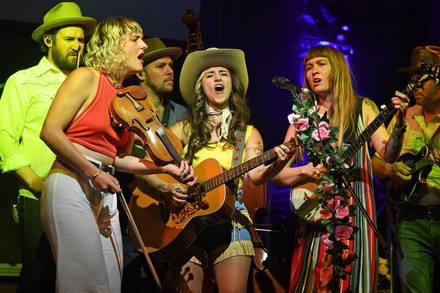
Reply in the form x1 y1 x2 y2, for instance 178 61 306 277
0 2 96 292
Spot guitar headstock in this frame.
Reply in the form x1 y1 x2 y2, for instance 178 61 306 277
414 60 440 89
181 8 203 55
181 8 200 28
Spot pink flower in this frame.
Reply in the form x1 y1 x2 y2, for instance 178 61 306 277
312 121 331 141
320 265 334 286
335 225 353 241
327 195 344 209
321 233 334 248
295 117 309 131
335 205 350 219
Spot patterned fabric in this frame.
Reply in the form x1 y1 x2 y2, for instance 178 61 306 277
290 102 378 292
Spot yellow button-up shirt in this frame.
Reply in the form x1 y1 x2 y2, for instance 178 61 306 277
0 57 66 199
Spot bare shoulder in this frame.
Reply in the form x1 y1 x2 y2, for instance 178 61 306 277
65 67 99 87
362 97 380 114
246 126 263 148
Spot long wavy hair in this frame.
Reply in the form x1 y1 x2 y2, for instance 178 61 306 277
83 17 143 82
302 45 358 151
184 69 250 164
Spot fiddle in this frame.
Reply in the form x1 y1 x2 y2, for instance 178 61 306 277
109 85 183 165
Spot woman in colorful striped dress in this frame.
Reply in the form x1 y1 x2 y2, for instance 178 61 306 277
273 45 409 292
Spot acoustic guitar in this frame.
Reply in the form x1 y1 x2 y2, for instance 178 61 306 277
290 61 439 224
129 139 296 262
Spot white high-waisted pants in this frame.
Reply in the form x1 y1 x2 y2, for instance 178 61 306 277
41 172 123 293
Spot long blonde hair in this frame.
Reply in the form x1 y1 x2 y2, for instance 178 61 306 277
303 45 357 151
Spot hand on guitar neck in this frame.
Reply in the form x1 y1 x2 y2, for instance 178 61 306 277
387 145 440 204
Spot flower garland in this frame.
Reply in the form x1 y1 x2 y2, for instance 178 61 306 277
288 94 358 292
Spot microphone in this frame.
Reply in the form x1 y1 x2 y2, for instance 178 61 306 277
272 76 311 94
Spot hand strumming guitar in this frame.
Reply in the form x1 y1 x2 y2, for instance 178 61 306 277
385 161 412 192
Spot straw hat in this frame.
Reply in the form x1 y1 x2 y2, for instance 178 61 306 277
396 45 440 74
32 2 97 42
179 48 248 105
142 37 182 65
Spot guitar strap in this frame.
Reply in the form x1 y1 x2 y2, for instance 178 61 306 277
232 128 246 203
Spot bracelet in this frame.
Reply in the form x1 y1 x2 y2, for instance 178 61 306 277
270 161 283 174
90 170 102 182
393 123 407 135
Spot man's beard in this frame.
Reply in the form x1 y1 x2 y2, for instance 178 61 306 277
146 76 173 96
52 45 78 72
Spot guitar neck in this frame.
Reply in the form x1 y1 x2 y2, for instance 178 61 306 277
413 156 433 174
201 140 293 192
343 102 396 160
343 76 425 160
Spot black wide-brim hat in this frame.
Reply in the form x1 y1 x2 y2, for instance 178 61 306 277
142 37 182 65
396 45 440 74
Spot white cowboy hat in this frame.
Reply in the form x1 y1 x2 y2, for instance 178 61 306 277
32 2 97 42
179 48 248 105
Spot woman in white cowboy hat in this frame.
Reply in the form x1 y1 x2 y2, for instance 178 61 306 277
39 17 195 293
137 48 294 292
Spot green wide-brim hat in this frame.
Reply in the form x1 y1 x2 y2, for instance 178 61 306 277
32 2 97 42
142 37 182 65
179 48 248 105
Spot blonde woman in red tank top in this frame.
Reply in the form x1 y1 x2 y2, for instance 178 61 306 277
40 17 196 293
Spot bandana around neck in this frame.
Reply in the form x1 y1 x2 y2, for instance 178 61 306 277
206 105 232 140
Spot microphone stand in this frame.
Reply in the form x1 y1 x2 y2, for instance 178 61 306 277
117 192 163 292
329 157 389 250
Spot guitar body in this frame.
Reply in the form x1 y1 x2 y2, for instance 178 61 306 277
391 146 434 203
289 179 322 224
129 158 235 262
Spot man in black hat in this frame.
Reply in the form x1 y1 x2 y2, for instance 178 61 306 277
137 37 188 127
0 2 96 292
120 37 188 292
373 45 440 292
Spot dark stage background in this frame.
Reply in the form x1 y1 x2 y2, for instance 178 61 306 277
1 0 439 289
